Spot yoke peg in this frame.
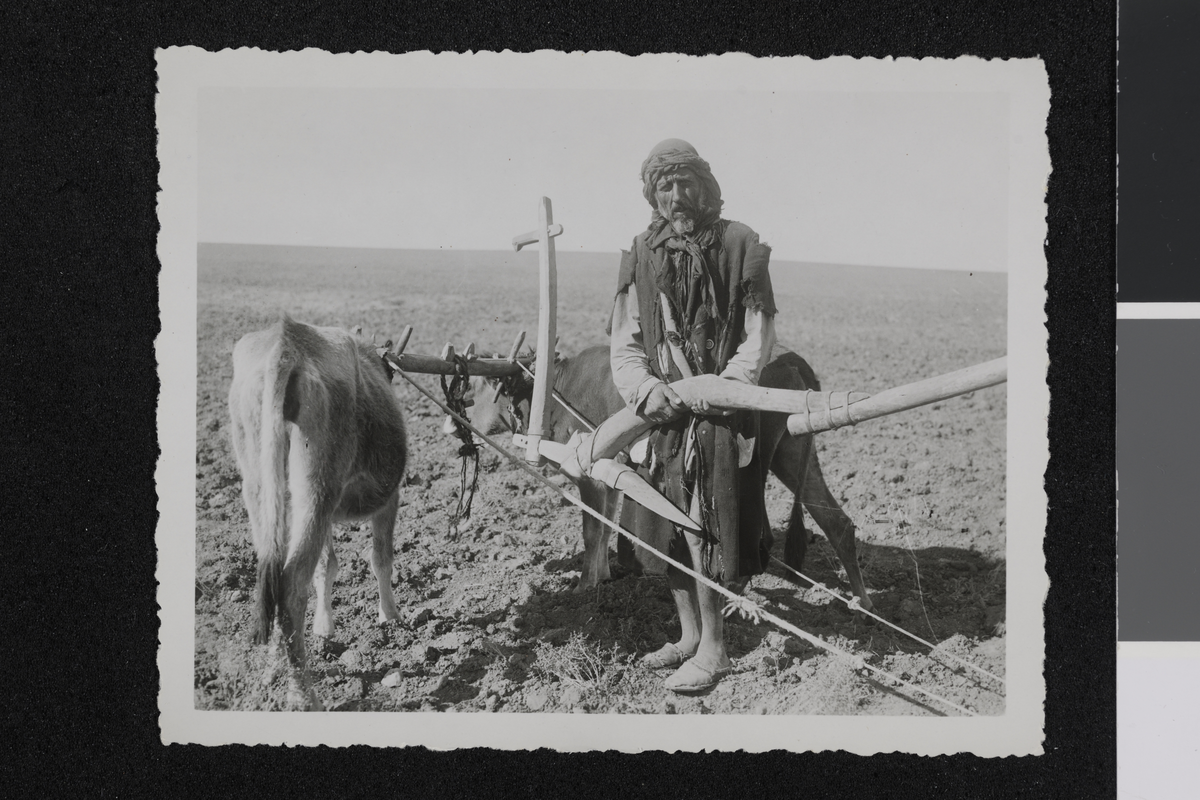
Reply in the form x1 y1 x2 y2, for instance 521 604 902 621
395 325 413 355
508 330 527 364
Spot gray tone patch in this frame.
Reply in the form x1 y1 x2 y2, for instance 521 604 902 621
1118 320 1200 640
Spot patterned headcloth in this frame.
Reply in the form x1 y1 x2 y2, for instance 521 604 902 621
639 138 723 228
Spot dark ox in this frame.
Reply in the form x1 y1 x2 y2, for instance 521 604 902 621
228 316 407 710
467 346 872 611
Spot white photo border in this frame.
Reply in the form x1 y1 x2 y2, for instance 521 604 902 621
157 47 1050 754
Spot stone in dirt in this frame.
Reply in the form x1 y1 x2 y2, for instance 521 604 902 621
381 669 403 688
525 690 548 711
432 631 470 651
339 649 366 670
412 643 440 663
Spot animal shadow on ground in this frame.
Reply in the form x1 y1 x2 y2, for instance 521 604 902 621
756 534 1006 646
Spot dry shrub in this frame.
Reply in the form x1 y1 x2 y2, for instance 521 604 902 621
532 632 626 689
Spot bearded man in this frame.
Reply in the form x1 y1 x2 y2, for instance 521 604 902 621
609 139 777 692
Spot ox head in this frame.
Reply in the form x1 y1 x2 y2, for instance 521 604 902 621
459 370 535 437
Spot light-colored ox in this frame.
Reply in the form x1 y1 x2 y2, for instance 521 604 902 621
466 345 872 611
228 316 407 710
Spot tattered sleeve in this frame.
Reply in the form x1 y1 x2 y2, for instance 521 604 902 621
740 235 778 316
720 307 776 385
721 232 777 384
610 248 664 411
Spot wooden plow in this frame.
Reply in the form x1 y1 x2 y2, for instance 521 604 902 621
378 196 1009 530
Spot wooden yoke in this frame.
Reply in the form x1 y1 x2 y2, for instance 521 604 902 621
512 197 563 466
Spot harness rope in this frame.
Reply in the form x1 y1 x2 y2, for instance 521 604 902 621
439 355 480 532
392 363 983 716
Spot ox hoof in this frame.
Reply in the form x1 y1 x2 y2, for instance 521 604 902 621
573 574 609 594
848 596 876 621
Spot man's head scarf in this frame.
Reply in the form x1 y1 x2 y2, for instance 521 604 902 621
640 138 723 231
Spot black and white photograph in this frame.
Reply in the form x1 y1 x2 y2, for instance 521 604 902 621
156 48 1049 753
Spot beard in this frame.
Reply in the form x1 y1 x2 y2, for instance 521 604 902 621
669 213 697 235
659 195 703 235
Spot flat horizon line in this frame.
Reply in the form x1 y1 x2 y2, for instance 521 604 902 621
197 241 1008 274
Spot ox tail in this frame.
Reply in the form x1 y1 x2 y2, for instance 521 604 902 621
254 328 294 645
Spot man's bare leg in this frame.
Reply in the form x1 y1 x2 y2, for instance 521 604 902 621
662 528 734 692
685 528 732 669
642 539 701 669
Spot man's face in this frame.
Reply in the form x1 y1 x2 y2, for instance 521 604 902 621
655 168 703 234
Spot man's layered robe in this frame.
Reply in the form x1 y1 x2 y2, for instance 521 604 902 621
609 218 778 581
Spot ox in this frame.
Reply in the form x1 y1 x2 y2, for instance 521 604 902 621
228 316 407 710
467 346 872 611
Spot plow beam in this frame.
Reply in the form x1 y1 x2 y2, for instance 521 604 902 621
558 357 1009 474
786 356 1007 436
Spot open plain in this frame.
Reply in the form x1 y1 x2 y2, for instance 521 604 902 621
193 242 1008 716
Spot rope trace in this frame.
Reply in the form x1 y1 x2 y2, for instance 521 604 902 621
392 365 980 717
768 555 1005 688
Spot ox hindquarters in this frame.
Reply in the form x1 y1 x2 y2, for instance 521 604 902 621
229 318 407 711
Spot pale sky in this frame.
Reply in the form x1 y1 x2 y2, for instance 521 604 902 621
198 83 1011 271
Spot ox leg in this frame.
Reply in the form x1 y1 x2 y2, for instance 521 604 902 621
369 491 402 623
783 494 810 575
279 527 327 711
769 433 814 574
801 448 873 613
575 479 612 593
311 540 339 640
278 449 332 711
229 410 267 549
